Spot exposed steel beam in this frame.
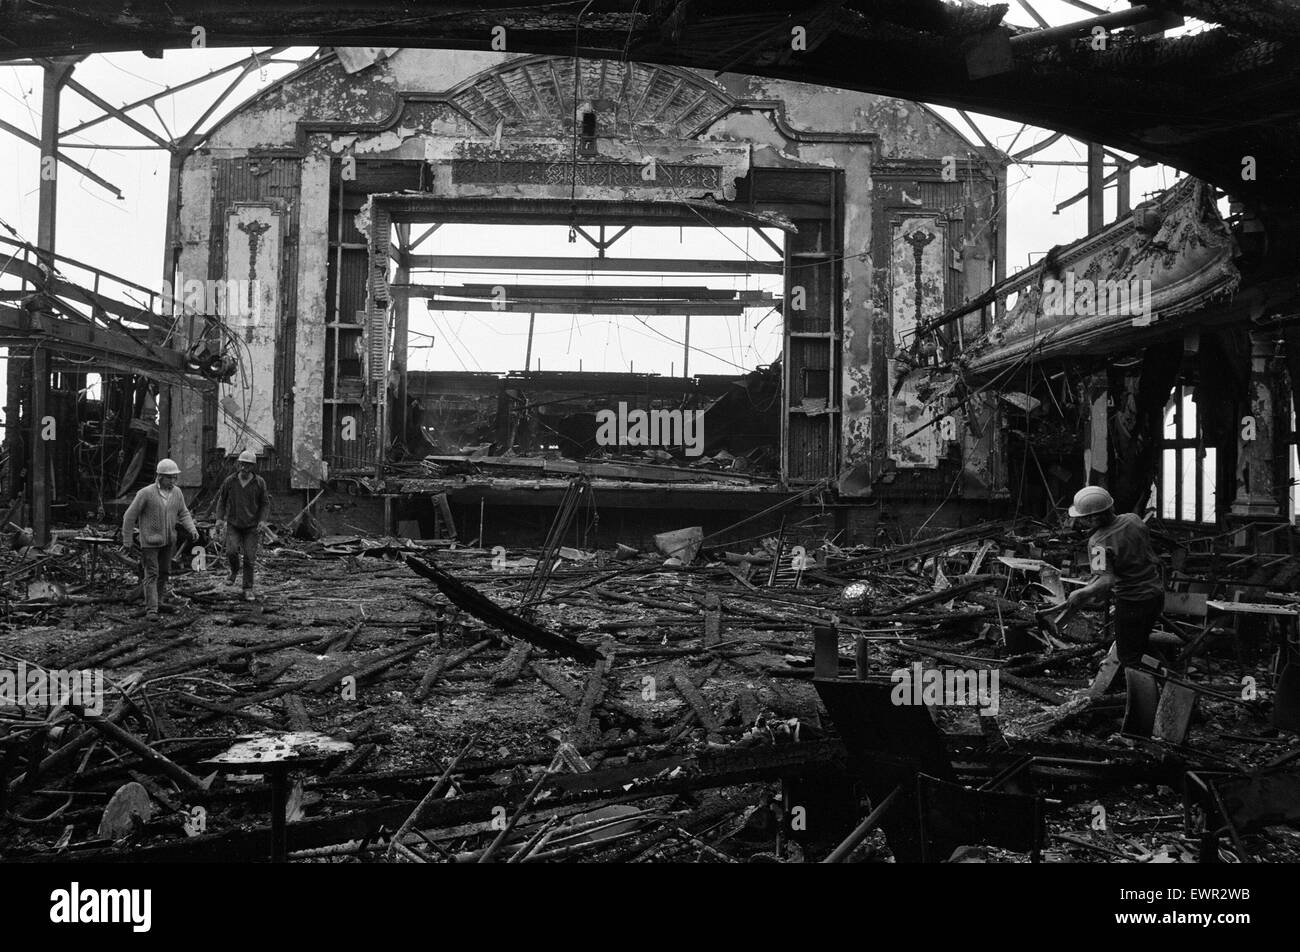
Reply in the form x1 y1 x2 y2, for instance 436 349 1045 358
0 115 124 197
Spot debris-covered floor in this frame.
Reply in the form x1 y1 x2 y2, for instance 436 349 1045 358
2 518 1299 863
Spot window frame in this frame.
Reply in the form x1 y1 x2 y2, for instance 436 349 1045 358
1286 404 1299 524
1155 385 1216 525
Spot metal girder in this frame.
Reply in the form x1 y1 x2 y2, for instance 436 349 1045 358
420 298 752 316
0 304 193 379
751 227 784 257
1060 0 1108 14
1055 157 1142 213
60 73 176 151
424 284 772 301
1014 0 1050 29
572 224 632 255
957 108 999 153
50 46 298 152
0 116 123 197
406 223 443 252
0 238 171 332
408 254 782 274
60 55 244 139
1012 131 1064 161
384 197 796 231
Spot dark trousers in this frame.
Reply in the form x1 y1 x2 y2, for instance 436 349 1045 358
1115 593 1164 667
225 524 259 590
140 542 175 614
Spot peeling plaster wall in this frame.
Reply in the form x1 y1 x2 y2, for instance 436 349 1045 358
889 215 946 467
214 201 284 460
292 150 331 487
207 51 514 152
700 78 992 494
421 139 751 203
960 392 1004 497
714 74 979 160
168 155 212 487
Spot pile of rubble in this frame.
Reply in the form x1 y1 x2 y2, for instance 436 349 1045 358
1 510 1298 863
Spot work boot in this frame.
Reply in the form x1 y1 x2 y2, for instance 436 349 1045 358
243 589 255 602
226 567 239 586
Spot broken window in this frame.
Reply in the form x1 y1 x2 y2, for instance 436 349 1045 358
579 110 598 156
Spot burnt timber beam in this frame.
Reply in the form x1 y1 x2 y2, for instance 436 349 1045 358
437 486 791 510
405 556 601 663
15 735 1167 862
22 740 851 863
1007 4 1179 49
0 4 1298 208
1148 0 1300 40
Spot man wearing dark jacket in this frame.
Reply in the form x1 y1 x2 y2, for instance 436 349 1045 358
215 449 270 601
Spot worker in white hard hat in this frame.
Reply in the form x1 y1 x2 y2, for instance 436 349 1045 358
1040 485 1164 671
121 458 199 617
215 449 270 602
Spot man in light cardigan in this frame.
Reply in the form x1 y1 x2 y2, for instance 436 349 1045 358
121 458 199 617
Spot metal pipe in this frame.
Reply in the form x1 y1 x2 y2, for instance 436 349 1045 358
524 312 535 373
822 784 904 863
683 314 690 377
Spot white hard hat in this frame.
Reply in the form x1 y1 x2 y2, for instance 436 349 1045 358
238 449 257 464
156 458 181 476
1069 485 1114 518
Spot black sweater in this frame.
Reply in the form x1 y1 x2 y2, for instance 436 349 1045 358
216 473 270 529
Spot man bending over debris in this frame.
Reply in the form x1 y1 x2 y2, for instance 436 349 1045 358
1041 485 1164 672
121 458 199 618
215 449 271 602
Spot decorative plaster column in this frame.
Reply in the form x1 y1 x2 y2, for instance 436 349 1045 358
1082 372 1108 488
1230 330 1283 520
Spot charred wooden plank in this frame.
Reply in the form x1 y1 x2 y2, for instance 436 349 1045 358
28 740 849 862
671 667 721 735
414 639 493 700
491 642 532 686
573 649 614 739
406 556 599 663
